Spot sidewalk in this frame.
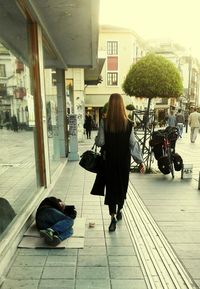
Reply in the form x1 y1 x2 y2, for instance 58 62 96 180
1 131 200 289
0 146 148 289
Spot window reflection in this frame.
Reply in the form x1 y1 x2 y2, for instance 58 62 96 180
0 42 38 235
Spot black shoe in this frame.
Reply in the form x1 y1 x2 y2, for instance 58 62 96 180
109 217 117 232
116 211 122 221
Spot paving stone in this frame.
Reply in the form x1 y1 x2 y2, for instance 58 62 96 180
46 255 77 266
48 249 78 256
77 255 108 266
105 229 131 239
76 279 110 289
108 255 139 267
78 246 106 256
107 246 136 256
1 279 39 289
106 238 132 247
38 279 74 289
84 238 106 246
18 248 50 256
7 266 43 280
181 259 200 279
110 266 143 279
111 279 148 289
194 279 200 287
12 255 46 266
76 267 109 279
163 231 200 243
42 267 75 279
85 230 104 238
173 243 200 259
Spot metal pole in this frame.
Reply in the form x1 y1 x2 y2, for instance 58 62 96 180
198 171 200 190
187 55 192 111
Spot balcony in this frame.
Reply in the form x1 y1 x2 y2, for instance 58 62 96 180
13 87 26 99
15 60 24 73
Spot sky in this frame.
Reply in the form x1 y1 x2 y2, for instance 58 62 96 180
99 0 200 59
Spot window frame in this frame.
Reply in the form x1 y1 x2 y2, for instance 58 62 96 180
107 41 118 55
106 41 119 86
0 64 6 77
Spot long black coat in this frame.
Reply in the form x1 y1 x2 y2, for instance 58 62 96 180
91 121 132 206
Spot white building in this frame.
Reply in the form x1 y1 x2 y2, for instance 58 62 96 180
85 25 149 125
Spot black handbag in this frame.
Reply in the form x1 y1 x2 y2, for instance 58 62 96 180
79 145 101 173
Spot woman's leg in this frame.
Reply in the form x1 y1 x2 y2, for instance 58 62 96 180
116 200 124 220
108 204 117 232
108 204 116 216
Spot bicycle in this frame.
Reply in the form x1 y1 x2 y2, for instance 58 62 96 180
150 126 180 178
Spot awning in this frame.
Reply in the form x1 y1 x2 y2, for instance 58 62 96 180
0 0 100 69
84 58 105 85
154 104 169 109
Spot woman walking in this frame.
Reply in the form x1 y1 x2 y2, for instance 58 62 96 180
95 93 144 232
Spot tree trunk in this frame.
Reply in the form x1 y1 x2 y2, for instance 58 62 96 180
142 97 151 154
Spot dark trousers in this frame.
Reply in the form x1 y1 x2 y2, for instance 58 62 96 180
108 202 124 215
86 129 91 139
36 208 74 240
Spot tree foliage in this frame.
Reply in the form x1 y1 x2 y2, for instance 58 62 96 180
122 53 183 99
101 102 108 114
126 104 135 111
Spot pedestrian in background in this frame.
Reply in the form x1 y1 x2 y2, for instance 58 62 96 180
84 111 92 139
11 115 18 132
176 109 185 138
184 110 189 133
188 107 200 143
94 93 144 232
167 110 176 127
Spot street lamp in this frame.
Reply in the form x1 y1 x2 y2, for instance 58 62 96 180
187 55 192 111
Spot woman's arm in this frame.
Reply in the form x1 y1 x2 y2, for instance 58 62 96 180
129 127 144 165
95 119 105 147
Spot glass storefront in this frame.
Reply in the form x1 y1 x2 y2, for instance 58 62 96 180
0 42 38 236
0 6 66 237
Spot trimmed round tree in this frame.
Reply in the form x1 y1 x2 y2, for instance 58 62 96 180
123 53 183 169
123 53 183 100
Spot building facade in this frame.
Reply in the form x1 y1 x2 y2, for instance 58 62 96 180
0 0 100 283
85 25 149 125
149 40 200 112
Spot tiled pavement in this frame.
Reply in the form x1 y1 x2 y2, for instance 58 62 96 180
1 129 200 289
1 159 148 289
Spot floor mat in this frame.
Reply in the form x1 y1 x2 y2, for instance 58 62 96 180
18 217 86 249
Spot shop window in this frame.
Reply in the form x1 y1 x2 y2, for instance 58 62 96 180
0 42 38 237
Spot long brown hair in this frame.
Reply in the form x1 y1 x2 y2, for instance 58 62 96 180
105 93 128 132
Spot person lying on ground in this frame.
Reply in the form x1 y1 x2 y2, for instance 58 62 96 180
35 196 77 246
